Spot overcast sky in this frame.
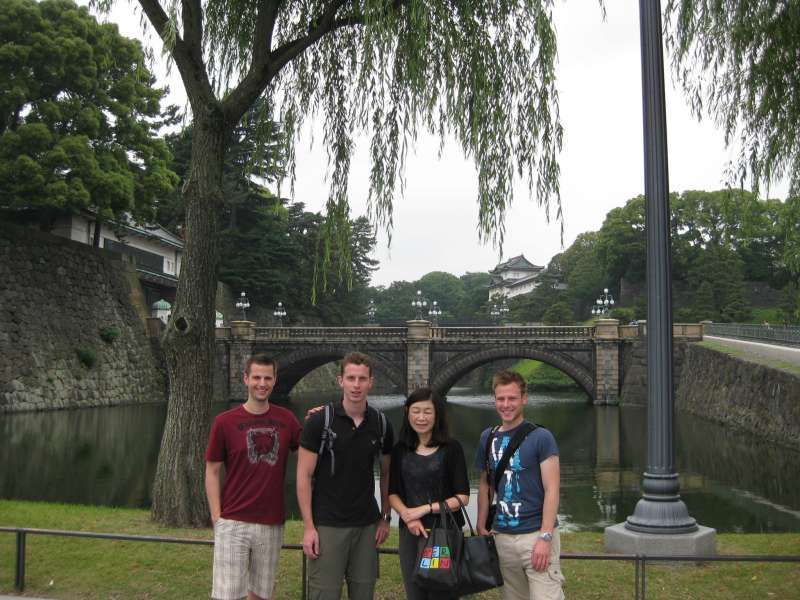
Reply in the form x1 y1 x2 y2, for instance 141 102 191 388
100 2 789 287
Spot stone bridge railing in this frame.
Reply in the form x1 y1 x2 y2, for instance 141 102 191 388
255 326 407 342
430 325 594 340
215 320 704 403
215 321 702 342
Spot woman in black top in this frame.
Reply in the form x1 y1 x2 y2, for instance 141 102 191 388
389 387 470 600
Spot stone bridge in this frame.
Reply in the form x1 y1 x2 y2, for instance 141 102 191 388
215 320 703 404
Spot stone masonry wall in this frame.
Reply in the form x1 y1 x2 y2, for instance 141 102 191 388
675 345 800 450
619 339 690 405
0 223 166 412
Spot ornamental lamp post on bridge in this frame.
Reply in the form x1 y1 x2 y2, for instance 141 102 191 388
428 300 442 326
273 301 286 327
366 299 377 325
592 288 615 317
235 291 250 321
489 298 509 325
604 0 715 556
411 290 428 320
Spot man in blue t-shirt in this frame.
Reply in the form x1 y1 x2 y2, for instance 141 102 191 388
475 370 565 600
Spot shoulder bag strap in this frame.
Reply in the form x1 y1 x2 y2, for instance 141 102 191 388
491 422 537 494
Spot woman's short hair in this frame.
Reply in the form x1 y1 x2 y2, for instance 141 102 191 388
398 387 451 449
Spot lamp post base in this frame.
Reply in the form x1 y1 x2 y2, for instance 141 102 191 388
604 523 717 556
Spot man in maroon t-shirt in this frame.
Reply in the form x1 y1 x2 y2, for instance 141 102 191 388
205 353 302 600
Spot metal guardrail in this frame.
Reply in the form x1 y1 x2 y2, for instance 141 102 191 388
3 526 799 599
706 323 800 347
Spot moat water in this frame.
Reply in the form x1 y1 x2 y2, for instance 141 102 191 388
2 389 799 532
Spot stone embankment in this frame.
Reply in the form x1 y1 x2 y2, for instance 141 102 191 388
0 223 166 412
619 337 800 450
618 339 690 404
675 344 800 450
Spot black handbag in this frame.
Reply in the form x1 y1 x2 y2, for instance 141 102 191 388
455 497 504 596
412 501 464 591
483 422 537 531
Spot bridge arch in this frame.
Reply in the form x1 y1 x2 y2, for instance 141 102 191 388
429 346 594 400
266 344 405 396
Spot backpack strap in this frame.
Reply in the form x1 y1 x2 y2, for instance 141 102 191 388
317 403 337 476
378 410 387 448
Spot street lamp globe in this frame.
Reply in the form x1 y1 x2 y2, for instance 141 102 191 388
428 300 442 325
273 301 287 327
411 290 428 320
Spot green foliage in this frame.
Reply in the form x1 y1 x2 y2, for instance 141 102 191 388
0 0 178 225
609 307 635 323
182 0 564 247
510 359 580 391
159 119 376 325
76 346 96 368
542 301 574 325
666 0 800 196
98 326 120 344
368 269 491 323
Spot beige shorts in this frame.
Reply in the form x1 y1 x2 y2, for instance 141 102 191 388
494 529 565 600
212 517 284 600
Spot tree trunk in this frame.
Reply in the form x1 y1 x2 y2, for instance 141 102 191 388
151 108 227 527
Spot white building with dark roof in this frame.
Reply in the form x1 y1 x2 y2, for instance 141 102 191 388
50 212 183 306
488 254 545 299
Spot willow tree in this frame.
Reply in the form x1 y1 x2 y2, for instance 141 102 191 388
666 0 800 196
98 0 563 526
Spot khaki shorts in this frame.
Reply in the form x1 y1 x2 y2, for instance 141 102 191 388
494 529 565 600
212 517 284 600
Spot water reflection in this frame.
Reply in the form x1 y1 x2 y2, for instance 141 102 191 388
1 390 798 533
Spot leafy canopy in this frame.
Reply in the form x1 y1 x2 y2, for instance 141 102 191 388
104 0 564 249
666 0 800 196
0 0 177 222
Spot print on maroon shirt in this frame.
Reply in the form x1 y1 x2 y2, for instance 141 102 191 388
247 426 279 465
206 404 302 525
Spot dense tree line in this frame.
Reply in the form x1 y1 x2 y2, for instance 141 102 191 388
506 190 800 325
368 271 492 323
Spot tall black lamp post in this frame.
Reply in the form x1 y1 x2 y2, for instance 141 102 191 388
606 0 714 556
273 301 286 327
624 0 698 536
235 291 250 321
366 299 377 325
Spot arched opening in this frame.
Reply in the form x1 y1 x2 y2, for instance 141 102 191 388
430 346 594 402
265 345 405 396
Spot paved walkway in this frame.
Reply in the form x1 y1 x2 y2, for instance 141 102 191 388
1 596 52 599
705 335 800 368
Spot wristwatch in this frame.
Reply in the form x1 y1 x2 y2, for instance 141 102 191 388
538 531 553 542
382 513 392 523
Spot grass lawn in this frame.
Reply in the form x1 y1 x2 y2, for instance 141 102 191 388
1 500 799 599
699 339 800 377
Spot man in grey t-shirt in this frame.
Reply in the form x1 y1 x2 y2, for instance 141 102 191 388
475 370 564 600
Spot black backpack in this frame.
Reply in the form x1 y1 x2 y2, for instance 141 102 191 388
317 402 388 476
